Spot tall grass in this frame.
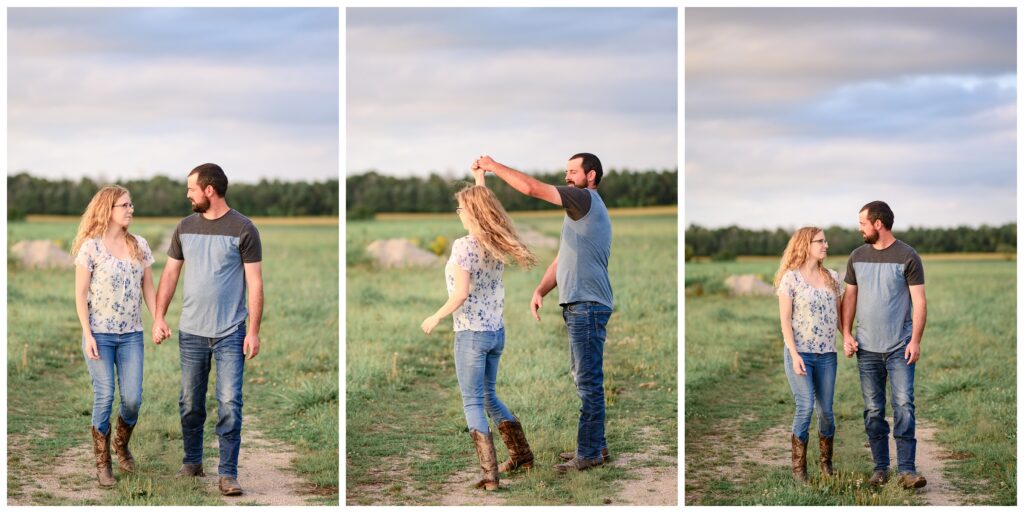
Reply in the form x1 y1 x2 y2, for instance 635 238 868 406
7 217 338 505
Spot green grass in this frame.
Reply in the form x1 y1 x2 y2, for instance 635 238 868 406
346 210 677 505
685 257 1016 505
7 217 339 505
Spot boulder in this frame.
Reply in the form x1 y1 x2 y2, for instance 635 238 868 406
366 239 441 268
11 240 74 269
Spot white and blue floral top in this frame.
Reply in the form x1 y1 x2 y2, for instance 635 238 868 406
777 268 842 353
446 235 504 332
74 235 154 334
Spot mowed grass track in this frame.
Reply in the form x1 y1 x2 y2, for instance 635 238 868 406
685 256 1015 505
346 208 677 505
7 217 339 505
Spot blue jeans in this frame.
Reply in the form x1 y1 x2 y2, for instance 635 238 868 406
857 343 917 473
563 301 613 461
83 331 144 434
783 350 837 443
453 328 515 433
179 322 246 478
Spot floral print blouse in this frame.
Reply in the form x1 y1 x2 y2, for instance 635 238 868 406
446 236 504 332
777 268 842 353
74 235 154 334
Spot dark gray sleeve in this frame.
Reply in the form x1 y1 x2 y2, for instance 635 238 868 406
167 222 184 260
239 222 262 263
905 252 924 286
556 186 591 221
844 253 857 286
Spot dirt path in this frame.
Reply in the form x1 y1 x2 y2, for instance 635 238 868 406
9 422 314 506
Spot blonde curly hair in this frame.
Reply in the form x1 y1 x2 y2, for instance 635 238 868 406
455 185 537 268
773 226 838 295
71 185 144 261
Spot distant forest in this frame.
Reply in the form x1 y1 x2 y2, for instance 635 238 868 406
7 172 339 219
346 168 678 218
686 224 1017 260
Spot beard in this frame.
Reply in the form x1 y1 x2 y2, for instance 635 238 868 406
566 178 587 189
861 230 879 244
191 198 210 213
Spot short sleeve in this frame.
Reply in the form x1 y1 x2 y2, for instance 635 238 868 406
168 222 184 260
239 222 262 263
74 240 96 272
844 255 857 286
776 270 796 298
555 186 592 221
136 234 155 267
451 238 474 272
905 251 925 286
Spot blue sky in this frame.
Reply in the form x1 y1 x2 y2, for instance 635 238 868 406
686 8 1015 228
347 7 678 177
8 8 339 182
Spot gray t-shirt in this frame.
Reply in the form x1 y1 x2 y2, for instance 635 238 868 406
555 186 613 309
844 240 924 353
168 209 262 338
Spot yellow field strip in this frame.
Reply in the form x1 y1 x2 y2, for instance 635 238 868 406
376 205 678 221
25 215 338 226
690 252 1016 264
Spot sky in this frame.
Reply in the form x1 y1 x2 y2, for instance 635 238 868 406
347 8 678 177
686 8 1016 229
7 8 339 183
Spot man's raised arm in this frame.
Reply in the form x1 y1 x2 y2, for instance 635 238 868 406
475 156 562 206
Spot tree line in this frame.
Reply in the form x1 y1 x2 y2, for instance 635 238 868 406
346 168 677 218
7 172 339 219
685 223 1017 260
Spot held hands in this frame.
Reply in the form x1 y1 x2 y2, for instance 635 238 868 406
904 341 921 364
791 352 807 376
421 315 440 335
152 318 171 345
842 333 858 358
244 333 261 360
471 165 486 186
84 333 100 360
530 290 544 322
473 155 496 173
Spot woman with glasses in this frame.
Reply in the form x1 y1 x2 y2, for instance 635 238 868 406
773 227 842 483
72 185 155 488
420 167 537 491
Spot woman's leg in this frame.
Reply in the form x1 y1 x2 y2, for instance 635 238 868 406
113 331 144 473
483 328 514 425
783 350 815 442
84 334 118 434
811 352 837 438
454 331 490 433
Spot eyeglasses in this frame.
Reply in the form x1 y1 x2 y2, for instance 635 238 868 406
113 202 134 209
456 207 464 215
811 239 827 245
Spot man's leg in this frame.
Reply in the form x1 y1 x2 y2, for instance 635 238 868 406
856 348 891 473
178 331 212 469
212 323 246 480
561 302 611 464
886 344 917 474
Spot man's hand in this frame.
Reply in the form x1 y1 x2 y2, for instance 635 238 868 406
152 318 171 345
475 155 497 172
530 290 544 322
244 333 261 360
904 340 921 365
842 333 858 358
421 315 440 335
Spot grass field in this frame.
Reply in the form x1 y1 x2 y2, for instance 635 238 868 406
7 216 339 505
346 208 678 505
685 255 1016 505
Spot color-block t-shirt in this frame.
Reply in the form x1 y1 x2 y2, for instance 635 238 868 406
844 240 924 353
555 187 613 309
168 209 262 338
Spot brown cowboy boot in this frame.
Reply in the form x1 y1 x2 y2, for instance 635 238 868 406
791 434 808 483
496 418 534 473
470 429 499 491
559 447 609 463
818 434 834 476
112 416 136 473
218 476 243 496
91 426 116 488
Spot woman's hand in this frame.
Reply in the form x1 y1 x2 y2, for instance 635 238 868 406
471 165 486 186
420 315 440 335
791 352 806 376
84 333 100 360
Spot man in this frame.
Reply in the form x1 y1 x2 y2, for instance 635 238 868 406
841 200 927 489
152 163 264 496
473 153 613 473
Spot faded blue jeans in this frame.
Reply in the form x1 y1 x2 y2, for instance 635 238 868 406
857 343 917 473
563 301 613 461
783 350 837 443
179 322 246 478
453 327 515 433
83 331 144 435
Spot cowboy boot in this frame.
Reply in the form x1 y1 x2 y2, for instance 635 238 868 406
91 426 116 488
496 417 534 473
791 434 808 483
559 447 609 463
112 416 136 473
470 429 499 491
818 434 834 477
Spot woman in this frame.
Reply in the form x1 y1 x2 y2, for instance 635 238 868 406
72 185 155 487
420 168 537 491
773 226 842 483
